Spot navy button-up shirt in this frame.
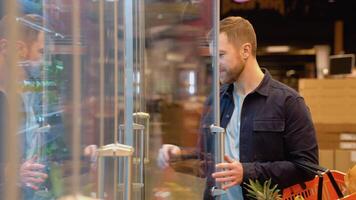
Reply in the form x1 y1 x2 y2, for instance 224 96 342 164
199 69 318 199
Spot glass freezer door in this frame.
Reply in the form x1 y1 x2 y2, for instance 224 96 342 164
0 0 220 199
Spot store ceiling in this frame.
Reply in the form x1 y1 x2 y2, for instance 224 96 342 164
222 0 356 53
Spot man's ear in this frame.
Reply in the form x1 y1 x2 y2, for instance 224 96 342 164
240 43 252 59
16 41 28 59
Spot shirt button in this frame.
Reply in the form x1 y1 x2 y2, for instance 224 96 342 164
226 114 230 118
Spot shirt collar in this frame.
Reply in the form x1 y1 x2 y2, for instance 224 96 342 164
253 68 271 96
221 82 234 97
221 68 271 97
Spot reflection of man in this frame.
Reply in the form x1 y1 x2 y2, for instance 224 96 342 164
158 16 318 199
1 14 98 199
0 14 48 194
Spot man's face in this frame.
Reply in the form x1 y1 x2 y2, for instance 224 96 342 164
26 31 44 62
18 31 45 79
210 32 245 84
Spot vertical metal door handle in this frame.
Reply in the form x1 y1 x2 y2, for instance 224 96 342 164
97 143 134 200
133 112 150 163
210 125 226 197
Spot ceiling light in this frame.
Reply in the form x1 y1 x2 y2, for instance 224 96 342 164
266 45 291 53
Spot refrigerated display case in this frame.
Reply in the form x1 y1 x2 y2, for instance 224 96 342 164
0 0 222 199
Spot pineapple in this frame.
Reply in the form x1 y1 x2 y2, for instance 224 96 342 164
345 164 356 194
244 179 282 200
294 196 305 200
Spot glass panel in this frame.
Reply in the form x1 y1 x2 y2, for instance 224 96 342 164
145 0 216 199
1 0 217 199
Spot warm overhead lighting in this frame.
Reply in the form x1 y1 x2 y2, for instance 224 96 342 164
188 71 196 95
266 45 291 53
233 0 250 3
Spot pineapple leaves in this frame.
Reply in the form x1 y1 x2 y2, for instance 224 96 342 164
244 179 282 200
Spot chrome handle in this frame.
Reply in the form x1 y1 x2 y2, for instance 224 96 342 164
119 122 146 198
97 143 134 200
133 112 150 163
210 125 226 198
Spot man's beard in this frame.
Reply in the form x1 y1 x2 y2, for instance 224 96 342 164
18 60 43 80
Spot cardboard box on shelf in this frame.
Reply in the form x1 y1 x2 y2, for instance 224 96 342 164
317 129 356 150
339 142 356 149
319 149 334 170
299 79 356 90
340 133 356 141
299 79 356 124
315 124 356 133
316 132 339 149
318 141 339 150
335 149 356 173
316 126 356 172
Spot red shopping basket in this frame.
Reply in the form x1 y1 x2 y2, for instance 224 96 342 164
282 161 356 200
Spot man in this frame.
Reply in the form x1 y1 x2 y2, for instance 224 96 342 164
158 16 318 199
0 14 48 197
1 14 98 199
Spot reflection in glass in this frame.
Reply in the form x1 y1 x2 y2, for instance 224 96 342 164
1 0 214 199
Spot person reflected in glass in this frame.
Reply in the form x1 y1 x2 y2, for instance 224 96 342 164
1 13 100 199
0 14 48 198
157 16 318 199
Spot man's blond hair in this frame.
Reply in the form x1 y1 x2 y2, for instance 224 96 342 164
208 16 257 56
0 14 44 46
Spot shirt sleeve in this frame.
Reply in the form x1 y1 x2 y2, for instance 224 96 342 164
242 96 319 188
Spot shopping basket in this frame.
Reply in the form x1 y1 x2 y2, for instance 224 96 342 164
282 160 356 200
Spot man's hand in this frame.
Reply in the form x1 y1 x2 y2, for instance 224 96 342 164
84 145 98 162
157 144 181 169
84 145 98 170
20 157 48 190
212 155 243 190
